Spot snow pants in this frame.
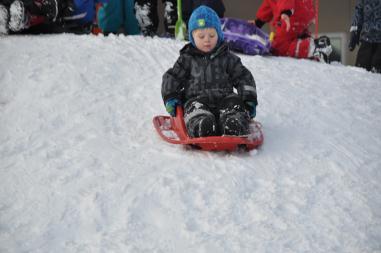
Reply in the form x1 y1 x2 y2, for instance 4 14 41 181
271 20 313 58
356 41 381 73
97 0 140 34
183 94 251 137
134 0 176 36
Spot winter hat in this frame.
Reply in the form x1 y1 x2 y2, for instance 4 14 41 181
188 5 224 46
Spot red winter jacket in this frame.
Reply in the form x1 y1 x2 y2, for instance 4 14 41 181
256 0 315 29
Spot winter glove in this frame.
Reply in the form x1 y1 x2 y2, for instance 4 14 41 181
348 30 359 51
165 98 182 117
245 101 256 118
253 19 265 29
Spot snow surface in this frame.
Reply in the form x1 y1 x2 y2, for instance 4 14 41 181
1 34 381 253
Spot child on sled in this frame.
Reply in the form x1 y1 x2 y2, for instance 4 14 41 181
161 5 257 138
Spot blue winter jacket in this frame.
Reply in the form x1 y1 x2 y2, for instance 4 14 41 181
350 0 381 43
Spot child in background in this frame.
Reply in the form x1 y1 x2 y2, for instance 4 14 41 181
250 0 332 63
161 5 257 137
348 0 381 73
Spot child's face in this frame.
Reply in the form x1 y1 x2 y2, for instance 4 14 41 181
192 28 218 53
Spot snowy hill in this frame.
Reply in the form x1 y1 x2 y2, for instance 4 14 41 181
1 34 381 253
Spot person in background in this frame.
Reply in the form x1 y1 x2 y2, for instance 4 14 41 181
162 6 257 138
249 0 332 63
97 0 140 35
59 0 106 34
134 0 176 36
0 0 102 34
348 0 381 73
0 0 64 34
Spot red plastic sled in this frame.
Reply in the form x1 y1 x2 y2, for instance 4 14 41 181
153 107 264 151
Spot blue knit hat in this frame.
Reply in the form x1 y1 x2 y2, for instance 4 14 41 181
188 5 224 47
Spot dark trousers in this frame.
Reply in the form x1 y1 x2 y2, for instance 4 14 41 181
134 0 176 36
356 41 381 73
183 95 250 137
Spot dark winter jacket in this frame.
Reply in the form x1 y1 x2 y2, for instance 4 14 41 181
162 42 257 108
350 0 381 43
183 0 225 25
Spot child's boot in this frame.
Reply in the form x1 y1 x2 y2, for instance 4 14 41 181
196 116 217 137
8 0 29 32
219 95 251 136
222 116 250 136
187 115 217 137
310 36 333 63
184 101 217 138
0 4 9 34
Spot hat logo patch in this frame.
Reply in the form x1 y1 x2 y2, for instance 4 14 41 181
197 19 205 27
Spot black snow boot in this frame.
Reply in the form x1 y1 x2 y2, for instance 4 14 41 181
222 117 250 136
184 100 217 137
219 95 250 136
193 116 217 137
312 35 333 63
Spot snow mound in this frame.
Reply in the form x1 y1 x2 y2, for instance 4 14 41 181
1 34 381 253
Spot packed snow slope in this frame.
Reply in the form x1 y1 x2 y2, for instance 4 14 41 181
1 34 381 253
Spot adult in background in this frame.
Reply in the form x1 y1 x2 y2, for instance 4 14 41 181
348 0 381 73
